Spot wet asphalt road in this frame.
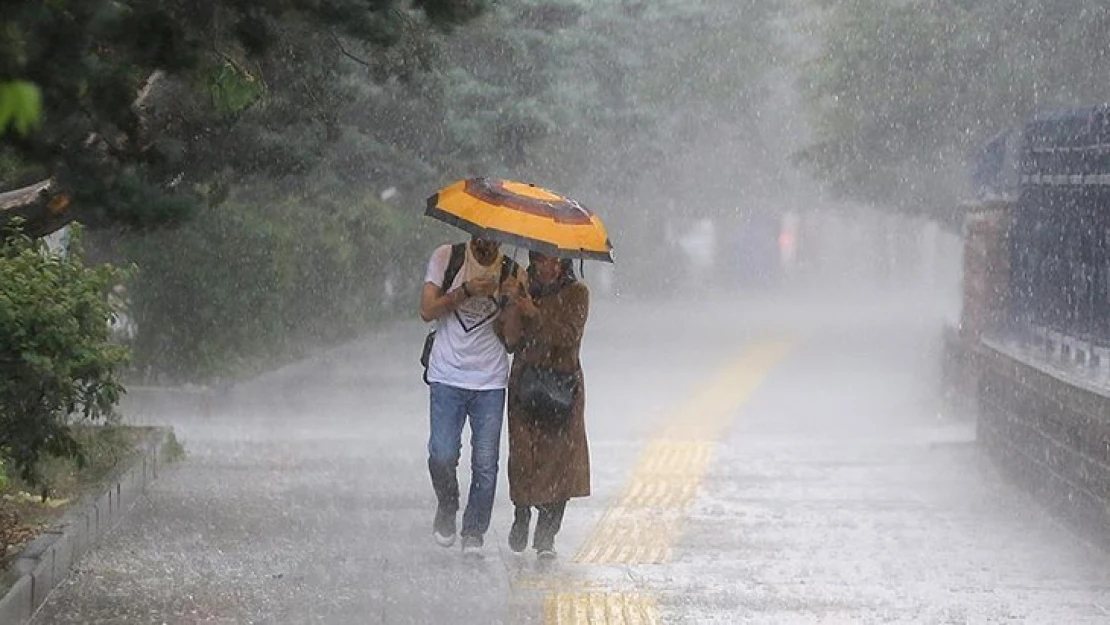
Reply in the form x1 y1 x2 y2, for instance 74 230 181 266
32 289 1110 624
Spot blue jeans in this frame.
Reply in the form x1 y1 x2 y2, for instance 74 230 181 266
427 383 506 538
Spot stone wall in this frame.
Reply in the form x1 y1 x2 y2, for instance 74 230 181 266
976 342 1110 547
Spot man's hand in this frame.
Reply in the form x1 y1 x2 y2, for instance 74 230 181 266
466 275 498 298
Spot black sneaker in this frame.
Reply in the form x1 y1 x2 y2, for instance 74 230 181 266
433 507 456 548
508 517 529 553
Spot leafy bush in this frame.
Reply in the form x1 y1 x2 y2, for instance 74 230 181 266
0 81 42 136
0 226 129 486
122 191 436 383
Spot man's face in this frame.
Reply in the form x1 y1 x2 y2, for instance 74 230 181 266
470 238 500 265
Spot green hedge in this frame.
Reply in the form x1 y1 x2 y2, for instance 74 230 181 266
122 192 441 383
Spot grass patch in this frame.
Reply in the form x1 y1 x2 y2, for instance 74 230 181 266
161 430 186 463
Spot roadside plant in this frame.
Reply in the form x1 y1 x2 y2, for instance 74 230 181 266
0 224 130 488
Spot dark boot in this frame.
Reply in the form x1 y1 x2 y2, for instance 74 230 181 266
533 501 567 556
509 506 532 553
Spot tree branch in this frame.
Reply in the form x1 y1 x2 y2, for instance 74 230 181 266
0 179 52 212
0 178 75 238
329 32 374 68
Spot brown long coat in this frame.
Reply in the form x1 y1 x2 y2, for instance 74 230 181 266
507 281 591 506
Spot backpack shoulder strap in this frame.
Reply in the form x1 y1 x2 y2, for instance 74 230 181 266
441 243 466 294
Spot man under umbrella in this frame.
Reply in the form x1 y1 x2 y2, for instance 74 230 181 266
420 235 522 557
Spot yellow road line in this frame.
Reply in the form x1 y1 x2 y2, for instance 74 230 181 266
635 442 714 476
573 339 792 567
544 592 659 625
539 339 793 623
512 576 603 592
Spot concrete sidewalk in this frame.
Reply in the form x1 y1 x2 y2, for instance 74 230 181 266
31 291 1110 624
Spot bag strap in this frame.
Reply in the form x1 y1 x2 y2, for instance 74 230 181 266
440 243 467 294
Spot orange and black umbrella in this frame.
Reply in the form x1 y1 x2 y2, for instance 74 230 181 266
425 177 614 262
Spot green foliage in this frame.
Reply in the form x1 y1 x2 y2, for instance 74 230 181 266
799 0 1110 213
0 225 129 487
107 0 785 379
0 0 488 231
425 0 781 214
207 61 265 115
122 189 431 382
0 80 40 135
161 430 186 463
0 0 786 381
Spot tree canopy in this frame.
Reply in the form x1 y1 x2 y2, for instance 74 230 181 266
0 0 484 232
3 0 785 381
799 0 1110 217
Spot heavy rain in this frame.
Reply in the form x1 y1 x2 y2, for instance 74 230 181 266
1 1 1109 623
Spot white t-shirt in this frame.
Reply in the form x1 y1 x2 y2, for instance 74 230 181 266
424 244 510 390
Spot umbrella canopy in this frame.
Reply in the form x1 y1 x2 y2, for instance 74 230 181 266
425 177 614 262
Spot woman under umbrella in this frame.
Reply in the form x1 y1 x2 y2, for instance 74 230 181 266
501 251 591 559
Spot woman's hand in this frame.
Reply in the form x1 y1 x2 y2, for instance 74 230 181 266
501 275 522 298
514 291 540 318
502 275 537 316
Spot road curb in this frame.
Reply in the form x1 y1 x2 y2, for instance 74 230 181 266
0 426 177 625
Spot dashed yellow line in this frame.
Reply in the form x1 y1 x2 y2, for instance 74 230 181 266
574 510 678 564
538 339 793 623
544 592 659 625
573 339 792 567
636 442 714 476
513 576 603 592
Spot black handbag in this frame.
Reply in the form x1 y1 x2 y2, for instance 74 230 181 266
518 365 578 427
420 331 436 384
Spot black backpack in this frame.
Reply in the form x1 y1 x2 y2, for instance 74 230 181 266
420 243 519 384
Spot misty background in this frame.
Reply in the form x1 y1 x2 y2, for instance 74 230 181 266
9 2 1110 622
5 0 1106 386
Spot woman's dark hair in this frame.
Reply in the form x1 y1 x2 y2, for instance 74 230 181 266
527 251 577 299
528 252 575 277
